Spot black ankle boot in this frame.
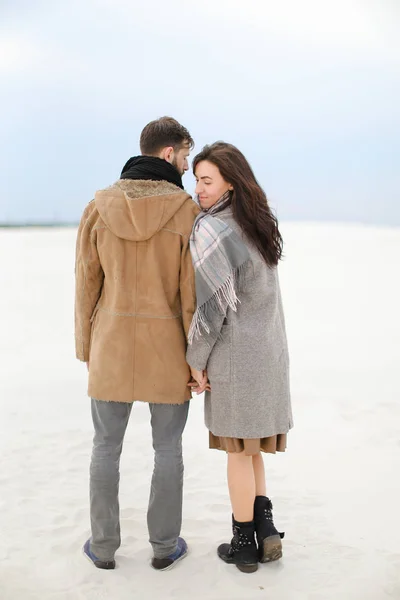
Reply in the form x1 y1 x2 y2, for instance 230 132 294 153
254 496 284 563
217 516 259 573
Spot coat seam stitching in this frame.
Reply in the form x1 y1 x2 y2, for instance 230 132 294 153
161 228 183 236
97 307 182 319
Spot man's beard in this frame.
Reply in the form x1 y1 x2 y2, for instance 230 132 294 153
171 157 184 176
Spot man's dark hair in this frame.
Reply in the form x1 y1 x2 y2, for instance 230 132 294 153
140 116 194 156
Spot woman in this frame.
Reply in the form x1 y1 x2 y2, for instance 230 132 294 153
187 142 293 574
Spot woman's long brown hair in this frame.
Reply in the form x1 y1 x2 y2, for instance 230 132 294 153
193 142 283 266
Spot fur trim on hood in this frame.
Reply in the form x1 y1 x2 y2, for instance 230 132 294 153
94 179 192 241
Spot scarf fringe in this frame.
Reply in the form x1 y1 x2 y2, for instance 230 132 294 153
188 262 248 344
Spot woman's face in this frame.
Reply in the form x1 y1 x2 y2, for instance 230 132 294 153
194 160 233 210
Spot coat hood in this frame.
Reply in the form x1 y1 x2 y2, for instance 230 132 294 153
95 179 191 241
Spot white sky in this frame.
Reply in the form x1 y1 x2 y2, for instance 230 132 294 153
0 0 399 224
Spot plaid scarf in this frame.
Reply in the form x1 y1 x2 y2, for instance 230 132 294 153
188 192 250 344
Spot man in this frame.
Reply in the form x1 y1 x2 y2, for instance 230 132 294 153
74 117 200 571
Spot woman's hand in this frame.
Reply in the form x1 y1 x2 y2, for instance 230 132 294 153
189 368 210 394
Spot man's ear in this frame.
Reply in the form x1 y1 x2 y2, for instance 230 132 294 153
160 146 174 163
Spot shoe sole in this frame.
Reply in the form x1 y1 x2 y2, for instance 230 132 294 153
236 562 258 574
152 547 189 572
260 535 283 563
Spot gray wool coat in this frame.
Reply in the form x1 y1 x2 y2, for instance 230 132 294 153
186 207 293 439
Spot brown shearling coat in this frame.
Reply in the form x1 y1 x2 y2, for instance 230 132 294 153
75 178 200 403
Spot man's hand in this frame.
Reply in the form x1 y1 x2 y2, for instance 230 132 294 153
188 379 211 394
86 361 90 372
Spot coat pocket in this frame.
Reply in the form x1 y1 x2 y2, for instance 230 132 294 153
207 323 231 383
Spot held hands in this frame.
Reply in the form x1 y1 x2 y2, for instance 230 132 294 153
188 367 211 395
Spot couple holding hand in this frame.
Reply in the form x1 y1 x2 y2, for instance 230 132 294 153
75 116 292 574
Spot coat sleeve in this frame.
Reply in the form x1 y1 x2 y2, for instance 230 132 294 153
186 256 254 371
186 305 227 371
74 204 104 362
179 232 197 340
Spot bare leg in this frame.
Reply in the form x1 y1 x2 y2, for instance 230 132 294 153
252 452 267 497
227 452 256 522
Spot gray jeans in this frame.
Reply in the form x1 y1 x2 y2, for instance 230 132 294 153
89 398 189 560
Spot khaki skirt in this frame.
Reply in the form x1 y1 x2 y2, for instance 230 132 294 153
209 432 287 456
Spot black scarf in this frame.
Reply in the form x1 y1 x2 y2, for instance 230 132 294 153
120 156 183 189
